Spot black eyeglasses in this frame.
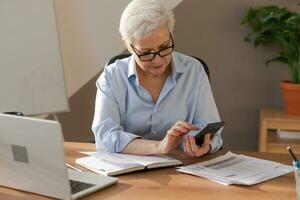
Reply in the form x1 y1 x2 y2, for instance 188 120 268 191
130 34 174 62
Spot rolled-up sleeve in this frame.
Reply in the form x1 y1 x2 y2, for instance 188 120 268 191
209 129 223 153
92 71 140 153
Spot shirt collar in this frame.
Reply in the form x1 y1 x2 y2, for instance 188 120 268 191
170 53 187 81
127 55 136 78
127 55 140 86
171 52 188 74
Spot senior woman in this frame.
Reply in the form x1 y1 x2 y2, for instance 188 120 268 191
92 0 223 157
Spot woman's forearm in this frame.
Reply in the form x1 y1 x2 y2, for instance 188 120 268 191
121 139 162 155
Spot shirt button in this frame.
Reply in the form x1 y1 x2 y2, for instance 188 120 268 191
153 130 157 134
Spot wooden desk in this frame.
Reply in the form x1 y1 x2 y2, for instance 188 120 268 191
0 142 296 200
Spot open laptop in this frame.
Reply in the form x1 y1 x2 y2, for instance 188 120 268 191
0 114 118 200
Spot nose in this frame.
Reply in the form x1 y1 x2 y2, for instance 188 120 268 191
151 53 163 64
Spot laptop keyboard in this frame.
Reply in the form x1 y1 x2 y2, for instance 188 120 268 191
69 179 95 194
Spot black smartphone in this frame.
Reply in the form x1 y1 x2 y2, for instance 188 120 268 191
194 121 225 146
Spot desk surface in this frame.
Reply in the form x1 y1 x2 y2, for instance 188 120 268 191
0 142 296 200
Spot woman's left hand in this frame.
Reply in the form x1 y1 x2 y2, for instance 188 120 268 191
183 133 211 157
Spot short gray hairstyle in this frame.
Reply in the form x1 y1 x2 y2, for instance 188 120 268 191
119 0 175 42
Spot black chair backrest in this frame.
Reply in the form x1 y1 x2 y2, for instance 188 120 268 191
106 54 210 80
106 54 132 67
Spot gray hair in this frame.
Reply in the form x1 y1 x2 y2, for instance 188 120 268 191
119 0 175 42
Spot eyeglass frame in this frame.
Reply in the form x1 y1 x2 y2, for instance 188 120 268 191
130 34 174 62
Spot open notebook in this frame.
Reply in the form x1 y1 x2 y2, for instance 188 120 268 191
76 151 182 176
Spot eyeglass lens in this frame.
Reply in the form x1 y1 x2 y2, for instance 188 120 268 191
139 46 174 61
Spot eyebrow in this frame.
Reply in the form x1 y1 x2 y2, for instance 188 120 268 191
140 38 170 51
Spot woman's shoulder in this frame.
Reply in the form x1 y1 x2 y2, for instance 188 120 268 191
173 51 194 60
105 55 132 75
97 56 132 87
173 52 206 73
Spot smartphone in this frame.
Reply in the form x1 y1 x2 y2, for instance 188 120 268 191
194 121 225 146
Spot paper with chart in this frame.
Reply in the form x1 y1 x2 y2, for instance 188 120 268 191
177 151 293 185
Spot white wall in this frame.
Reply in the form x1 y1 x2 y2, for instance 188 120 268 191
54 0 183 98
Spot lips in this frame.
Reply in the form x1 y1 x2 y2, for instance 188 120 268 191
150 64 163 69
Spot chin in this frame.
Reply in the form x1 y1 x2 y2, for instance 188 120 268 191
150 65 168 76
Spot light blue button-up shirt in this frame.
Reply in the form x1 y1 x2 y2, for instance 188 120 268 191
92 52 223 153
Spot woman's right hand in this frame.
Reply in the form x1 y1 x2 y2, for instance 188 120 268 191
158 121 199 154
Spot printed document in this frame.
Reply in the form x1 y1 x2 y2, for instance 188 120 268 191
177 151 293 185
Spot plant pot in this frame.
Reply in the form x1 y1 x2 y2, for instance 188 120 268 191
280 81 300 115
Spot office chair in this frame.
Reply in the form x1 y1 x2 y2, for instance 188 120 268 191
106 54 210 80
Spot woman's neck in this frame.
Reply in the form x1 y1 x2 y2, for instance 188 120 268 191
136 63 172 81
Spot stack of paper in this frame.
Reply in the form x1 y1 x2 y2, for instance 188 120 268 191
177 151 293 185
277 129 300 139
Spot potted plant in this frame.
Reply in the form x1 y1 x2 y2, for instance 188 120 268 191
241 5 300 115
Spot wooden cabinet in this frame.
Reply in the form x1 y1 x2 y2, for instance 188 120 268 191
259 108 300 153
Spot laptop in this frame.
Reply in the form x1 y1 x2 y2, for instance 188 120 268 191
0 114 118 200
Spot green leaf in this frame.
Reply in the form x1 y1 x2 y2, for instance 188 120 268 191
252 23 262 32
243 35 252 43
241 5 300 82
241 7 256 24
254 34 275 46
265 56 288 65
